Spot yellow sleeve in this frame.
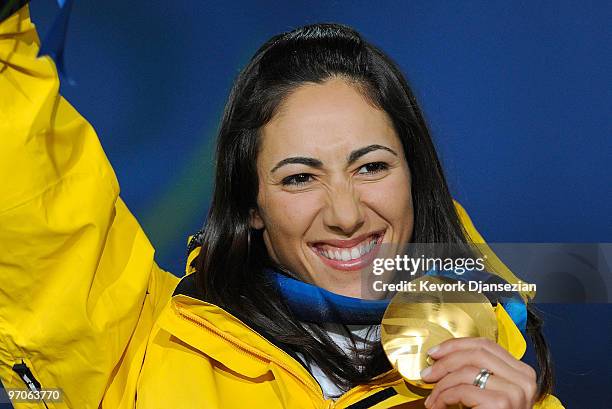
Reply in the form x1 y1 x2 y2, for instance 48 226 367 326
0 5 178 408
535 394 565 408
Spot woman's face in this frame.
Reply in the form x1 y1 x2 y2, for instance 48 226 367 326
251 78 413 298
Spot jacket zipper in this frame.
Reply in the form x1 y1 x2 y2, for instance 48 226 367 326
12 361 40 392
172 303 325 399
12 360 50 408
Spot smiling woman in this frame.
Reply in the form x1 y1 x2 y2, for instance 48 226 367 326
0 4 564 409
190 23 561 409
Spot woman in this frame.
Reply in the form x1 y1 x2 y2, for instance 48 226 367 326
0 5 562 408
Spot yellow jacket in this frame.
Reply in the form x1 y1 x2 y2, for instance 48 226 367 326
0 6 563 408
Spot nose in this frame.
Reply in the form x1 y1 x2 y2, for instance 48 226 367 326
322 183 365 236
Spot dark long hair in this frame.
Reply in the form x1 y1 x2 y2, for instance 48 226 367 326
194 23 553 399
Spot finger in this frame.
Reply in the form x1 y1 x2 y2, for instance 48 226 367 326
426 368 526 409
428 337 524 372
421 346 523 384
425 337 538 402
429 384 517 409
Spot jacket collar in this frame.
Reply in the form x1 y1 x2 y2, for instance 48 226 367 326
170 273 319 372
168 272 526 361
172 268 526 357
163 274 323 394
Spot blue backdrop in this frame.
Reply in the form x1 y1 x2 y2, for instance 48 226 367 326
21 1 612 407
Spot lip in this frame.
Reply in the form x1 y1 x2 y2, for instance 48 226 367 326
309 230 385 271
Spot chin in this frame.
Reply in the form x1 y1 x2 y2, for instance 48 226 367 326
319 272 364 297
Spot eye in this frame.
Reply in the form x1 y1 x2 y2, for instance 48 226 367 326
356 162 389 175
281 173 314 187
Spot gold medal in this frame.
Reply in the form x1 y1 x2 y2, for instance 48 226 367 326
381 275 497 388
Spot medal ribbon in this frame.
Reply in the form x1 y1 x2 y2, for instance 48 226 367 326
268 268 527 332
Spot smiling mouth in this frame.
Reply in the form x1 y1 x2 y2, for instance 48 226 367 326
309 231 385 271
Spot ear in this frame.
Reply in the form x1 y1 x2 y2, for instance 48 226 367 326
249 208 265 230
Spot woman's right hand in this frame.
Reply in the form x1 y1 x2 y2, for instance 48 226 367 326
0 5 164 407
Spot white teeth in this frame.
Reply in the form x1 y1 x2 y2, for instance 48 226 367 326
361 244 368 256
341 249 351 261
358 243 367 256
317 234 381 262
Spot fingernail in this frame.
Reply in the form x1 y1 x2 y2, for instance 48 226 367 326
420 366 432 379
424 395 431 407
427 345 440 356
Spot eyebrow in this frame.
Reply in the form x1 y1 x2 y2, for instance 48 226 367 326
270 144 397 173
270 157 324 173
347 144 397 165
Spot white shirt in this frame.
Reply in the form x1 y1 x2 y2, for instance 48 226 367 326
296 323 381 400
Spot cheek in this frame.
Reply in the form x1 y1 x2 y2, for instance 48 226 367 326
261 191 323 240
358 171 413 224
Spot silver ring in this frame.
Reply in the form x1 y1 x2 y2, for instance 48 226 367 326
473 368 492 389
